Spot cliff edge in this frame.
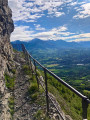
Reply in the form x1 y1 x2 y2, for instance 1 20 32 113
0 0 14 119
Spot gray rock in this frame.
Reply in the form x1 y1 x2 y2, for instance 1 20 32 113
0 0 14 119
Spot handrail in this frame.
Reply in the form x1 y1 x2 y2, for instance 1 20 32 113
21 44 90 120
23 45 90 102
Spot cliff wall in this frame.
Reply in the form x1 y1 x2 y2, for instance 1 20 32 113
0 0 14 119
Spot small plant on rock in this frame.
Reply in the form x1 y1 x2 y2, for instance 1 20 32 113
28 83 38 95
8 96 14 116
5 74 15 90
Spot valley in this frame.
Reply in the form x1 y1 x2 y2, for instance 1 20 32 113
32 49 90 97
11 39 90 98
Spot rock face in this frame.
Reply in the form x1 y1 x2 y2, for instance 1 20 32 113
0 0 14 119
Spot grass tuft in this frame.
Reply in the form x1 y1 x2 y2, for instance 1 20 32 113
22 64 31 75
5 74 15 90
34 110 52 120
28 83 38 95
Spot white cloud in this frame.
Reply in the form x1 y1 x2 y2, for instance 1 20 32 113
54 12 65 17
8 0 90 42
73 3 90 19
10 26 34 41
69 2 77 6
8 0 72 22
33 31 90 41
10 25 73 41
72 38 90 42
10 25 90 42
34 24 46 31
61 33 90 41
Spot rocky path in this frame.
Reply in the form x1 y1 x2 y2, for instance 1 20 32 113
14 66 30 120
13 52 72 120
13 53 40 120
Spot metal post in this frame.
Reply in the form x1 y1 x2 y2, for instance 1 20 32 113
22 44 25 54
29 56 32 70
22 46 26 60
82 98 88 120
44 68 49 116
28 54 31 71
24 50 27 61
34 60 39 89
30 58 33 77
26 51 28 62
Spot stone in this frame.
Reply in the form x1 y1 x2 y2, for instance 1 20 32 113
65 115 73 120
0 0 14 119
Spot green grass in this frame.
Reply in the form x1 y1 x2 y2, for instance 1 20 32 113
31 92 38 101
74 80 83 84
47 64 59 68
24 63 90 120
88 104 90 119
83 90 90 99
5 74 15 90
22 64 31 75
47 74 83 120
36 70 41 77
28 74 39 102
13 49 18 53
28 71 50 119
33 69 90 120
34 110 53 120
28 83 38 95
11 69 16 74
47 74 90 120
8 96 14 116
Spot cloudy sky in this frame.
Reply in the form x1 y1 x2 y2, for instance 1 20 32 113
8 0 90 42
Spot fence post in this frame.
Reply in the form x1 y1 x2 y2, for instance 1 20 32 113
27 54 31 71
30 58 33 77
29 56 32 70
22 44 25 55
82 98 88 120
44 68 49 116
34 60 39 89
24 50 27 61
26 51 29 62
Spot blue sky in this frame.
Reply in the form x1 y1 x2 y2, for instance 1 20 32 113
8 0 90 42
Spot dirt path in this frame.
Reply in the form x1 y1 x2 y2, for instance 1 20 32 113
13 53 39 120
13 52 72 120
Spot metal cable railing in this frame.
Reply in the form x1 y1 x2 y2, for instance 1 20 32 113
21 44 90 120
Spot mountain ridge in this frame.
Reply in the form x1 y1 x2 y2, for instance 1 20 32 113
11 38 90 51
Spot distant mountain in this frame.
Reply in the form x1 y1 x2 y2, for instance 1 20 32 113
78 41 90 48
11 39 90 52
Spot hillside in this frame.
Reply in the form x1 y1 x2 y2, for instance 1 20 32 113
11 39 90 98
10 49 74 120
0 2 73 118
0 0 14 119
0 0 90 119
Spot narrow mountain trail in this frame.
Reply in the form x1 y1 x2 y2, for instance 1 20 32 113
14 66 31 120
13 53 40 120
13 52 72 120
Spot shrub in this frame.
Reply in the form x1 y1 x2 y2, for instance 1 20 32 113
36 70 41 77
34 110 51 120
28 83 38 95
83 90 90 99
31 93 38 101
22 65 31 75
11 69 16 74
